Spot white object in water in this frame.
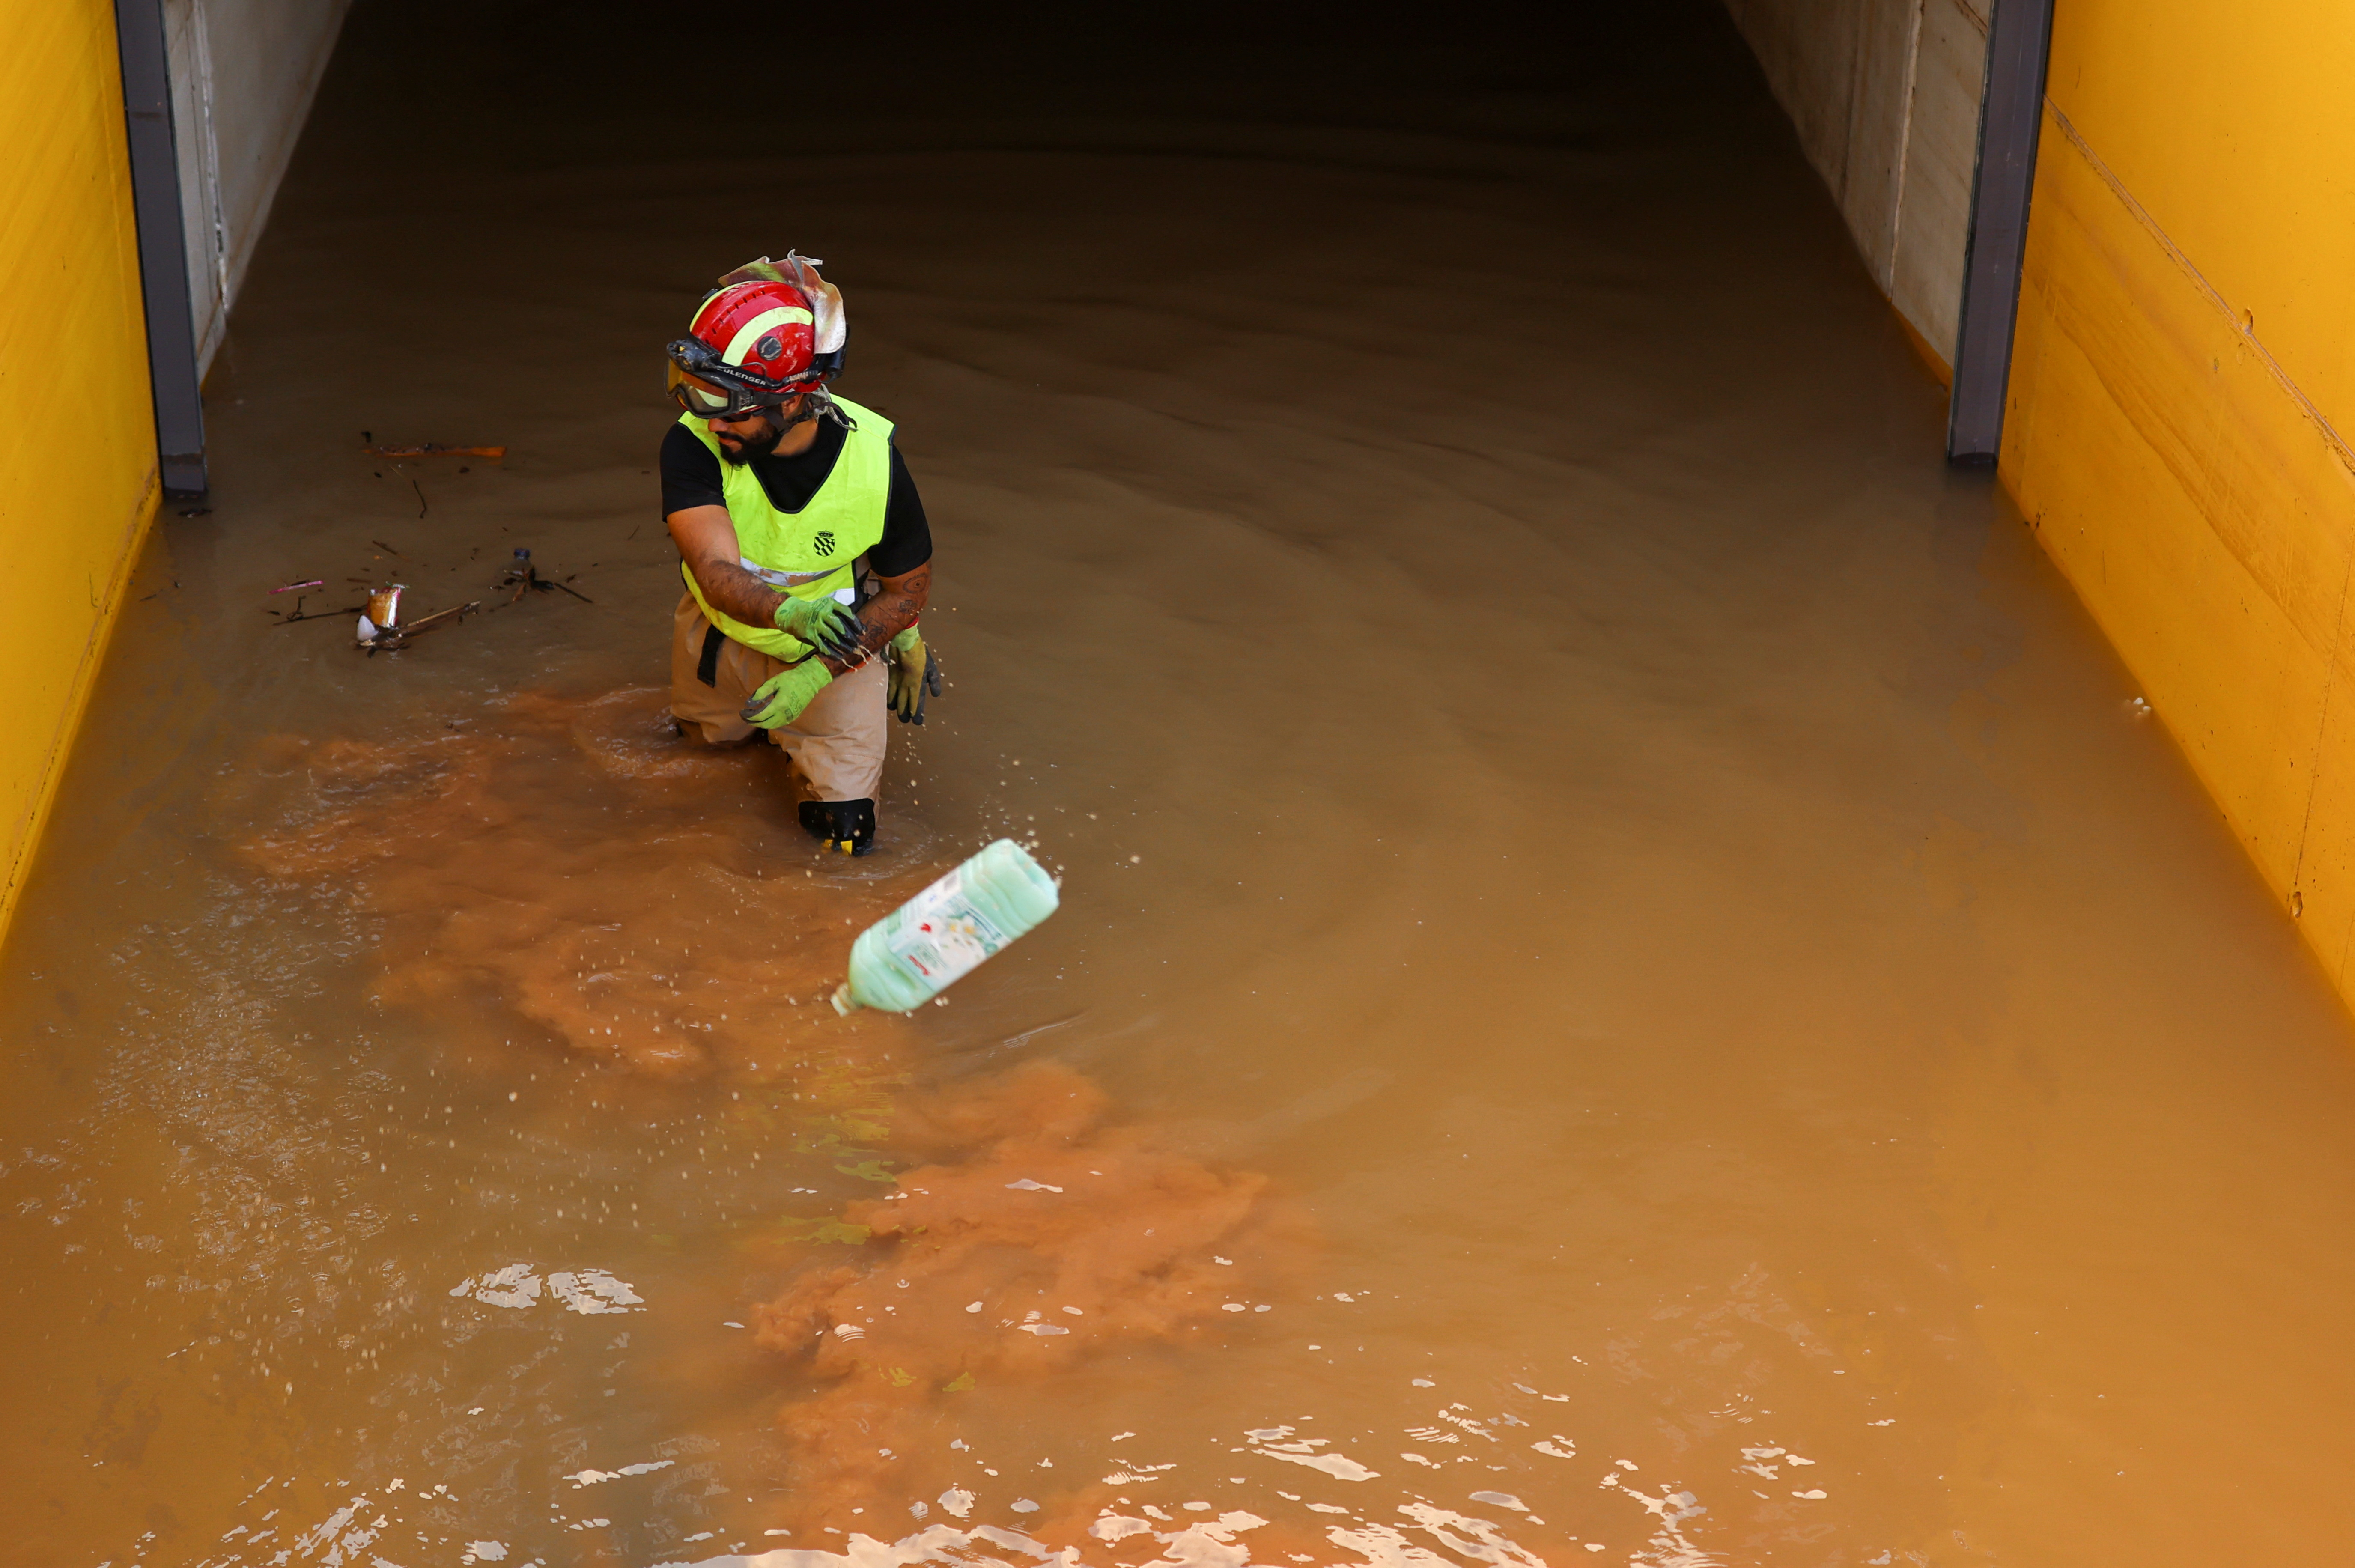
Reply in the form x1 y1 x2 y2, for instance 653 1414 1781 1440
833 839 1060 1013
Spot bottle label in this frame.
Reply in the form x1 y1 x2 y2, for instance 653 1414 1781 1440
879 867 1011 987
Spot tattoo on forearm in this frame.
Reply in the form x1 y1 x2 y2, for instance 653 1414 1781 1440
682 532 930 675
698 555 785 628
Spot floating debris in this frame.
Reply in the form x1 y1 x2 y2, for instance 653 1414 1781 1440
498 546 593 604
269 596 366 626
363 441 507 459
358 588 481 653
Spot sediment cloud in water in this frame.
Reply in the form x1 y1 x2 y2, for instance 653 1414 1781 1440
235 686 893 1078
230 695 1570 1567
747 1060 1303 1536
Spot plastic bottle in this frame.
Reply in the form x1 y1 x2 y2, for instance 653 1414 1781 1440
832 839 1061 1014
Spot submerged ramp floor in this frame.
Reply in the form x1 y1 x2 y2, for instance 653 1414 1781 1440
6 3 2354 1564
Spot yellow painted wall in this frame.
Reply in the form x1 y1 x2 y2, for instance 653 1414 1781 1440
0 1 162 945
2004 0 2355 990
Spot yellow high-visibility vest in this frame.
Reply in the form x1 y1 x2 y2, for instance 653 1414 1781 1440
676 394 892 660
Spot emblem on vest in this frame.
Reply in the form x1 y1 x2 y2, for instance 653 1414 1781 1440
813 530 837 557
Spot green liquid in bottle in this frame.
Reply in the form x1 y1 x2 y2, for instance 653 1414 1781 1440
833 839 1061 1014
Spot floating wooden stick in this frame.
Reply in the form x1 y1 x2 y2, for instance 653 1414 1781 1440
361 599 482 654
271 598 367 625
363 443 507 458
393 600 478 637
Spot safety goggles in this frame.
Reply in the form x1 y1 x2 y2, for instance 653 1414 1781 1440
665 337 812 421
668 374 778 422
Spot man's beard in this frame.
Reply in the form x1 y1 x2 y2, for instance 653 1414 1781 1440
715 415 784 465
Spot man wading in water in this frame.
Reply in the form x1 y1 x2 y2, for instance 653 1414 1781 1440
659 254 940 856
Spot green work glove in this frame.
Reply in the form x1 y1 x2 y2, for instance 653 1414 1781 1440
741 659 833 729
773 593 865 662
887 626 943 724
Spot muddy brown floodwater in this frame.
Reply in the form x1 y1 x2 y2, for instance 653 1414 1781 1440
8 3 2355 1565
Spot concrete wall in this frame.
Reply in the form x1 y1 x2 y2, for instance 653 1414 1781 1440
0 1 165 937
1723 0 1989 376
2003 0 2355 996
161 0 350 373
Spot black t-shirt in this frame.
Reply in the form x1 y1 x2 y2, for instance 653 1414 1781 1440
658 417 933 578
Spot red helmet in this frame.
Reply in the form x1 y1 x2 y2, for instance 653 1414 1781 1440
665 252 847 420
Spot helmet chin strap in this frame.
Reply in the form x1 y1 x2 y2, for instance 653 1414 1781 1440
792 387 853 430
736 388 853 442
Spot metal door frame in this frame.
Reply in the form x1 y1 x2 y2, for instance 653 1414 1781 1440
114 0 209 499
1947 0 2057 466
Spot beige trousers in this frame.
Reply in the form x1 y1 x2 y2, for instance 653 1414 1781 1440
667 590 888 801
